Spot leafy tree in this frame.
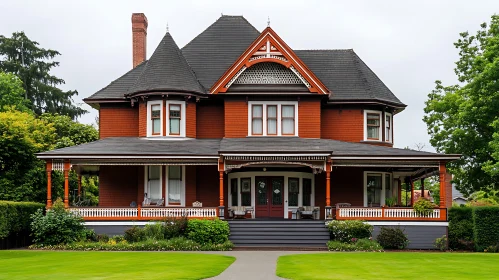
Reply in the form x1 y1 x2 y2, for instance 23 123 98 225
40 113 98 148
0 71 30 112
0 31 86 119
423 15 499 196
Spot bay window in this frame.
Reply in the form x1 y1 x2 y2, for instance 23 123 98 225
364 110 393 143
366 113 380 140
248 101 298 136
147 101 186 137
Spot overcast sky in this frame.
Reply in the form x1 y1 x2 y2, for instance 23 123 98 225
1 0 498 151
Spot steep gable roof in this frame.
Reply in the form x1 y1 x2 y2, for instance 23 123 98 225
127 32 205 95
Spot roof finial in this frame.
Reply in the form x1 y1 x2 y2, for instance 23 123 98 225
267 16 270 27
166 22 169 32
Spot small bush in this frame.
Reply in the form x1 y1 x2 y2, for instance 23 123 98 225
327 238 383 252
124 226 146 243
376 227 409 249
434 235 448 251
327 220 373 242
112 235 125 243
473 206 499 251
30 198 86 245
81 229 97 242
413 198 436 216
484 244 499 253
448 207 474 250
163 216 188 239
96 234 109 243
144 223 165 240
186 219 230 244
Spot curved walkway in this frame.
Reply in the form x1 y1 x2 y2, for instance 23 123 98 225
206 251 327 280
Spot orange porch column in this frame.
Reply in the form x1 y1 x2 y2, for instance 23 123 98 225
218 158 225 219
64 160 71 208
46 161 52 208
325 157 332 220
439 162 447 208
410 179 415 206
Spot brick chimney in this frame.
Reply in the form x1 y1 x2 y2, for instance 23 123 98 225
131 13 148 68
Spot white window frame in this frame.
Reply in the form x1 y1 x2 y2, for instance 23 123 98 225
363 171 392 207
147 100 163 137
363 110 382 142
247 101 299 136
144 165 163 200
385 112 393 143
165 165 186 206
166 101 186 137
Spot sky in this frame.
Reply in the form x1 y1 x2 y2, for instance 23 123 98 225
1 0 498 151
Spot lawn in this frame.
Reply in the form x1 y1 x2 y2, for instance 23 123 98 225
0 251 235 280
277 252 499 280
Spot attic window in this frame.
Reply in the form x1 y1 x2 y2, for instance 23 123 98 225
233 62 304 85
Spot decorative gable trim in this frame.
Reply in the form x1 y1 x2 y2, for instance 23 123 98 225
210 27 329 94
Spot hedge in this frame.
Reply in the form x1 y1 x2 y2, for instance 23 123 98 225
448 207 474 250
0 201 45 238
473 206 499 251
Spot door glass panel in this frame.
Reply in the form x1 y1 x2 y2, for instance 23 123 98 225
303 178 312 206
257 178 267 205
288 178 299 207
241 178 251 206
272 178 283 205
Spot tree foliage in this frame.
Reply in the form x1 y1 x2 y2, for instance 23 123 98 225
423 15 499 195
0 71 30 112
0 31 86 119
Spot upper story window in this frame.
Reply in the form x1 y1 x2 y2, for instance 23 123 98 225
248 101 298 136
147 100 186 137
364 110 393 143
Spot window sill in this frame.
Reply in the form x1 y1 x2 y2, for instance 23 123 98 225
360 140 393 147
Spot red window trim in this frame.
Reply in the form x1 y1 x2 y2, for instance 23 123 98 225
281 105 295 136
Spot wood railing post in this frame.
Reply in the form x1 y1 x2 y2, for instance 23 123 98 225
138 205 142 220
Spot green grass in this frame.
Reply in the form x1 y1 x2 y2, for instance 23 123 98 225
0 251 235 280
277 252 499 280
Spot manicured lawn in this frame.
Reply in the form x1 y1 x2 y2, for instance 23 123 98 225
0 251 235 280
277 252 499 280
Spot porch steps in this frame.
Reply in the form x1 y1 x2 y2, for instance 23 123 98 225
227 220 329 248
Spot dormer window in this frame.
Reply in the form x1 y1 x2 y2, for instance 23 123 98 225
364 110 393 143
248 101 298 136
147 100 186 137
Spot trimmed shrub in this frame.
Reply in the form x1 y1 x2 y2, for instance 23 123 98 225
163 216 188 239
186 219 230 244
144 223 165 240
434 235 448 251
327 220 373 242
376 227 409 249
30 198 86 245
327 239 383 252
448 207 474 250
29 237 234 251
81 229 97 242
413 198 436 216
0 200 44 239
124 226 146 243
473 206 499 251
96 234 109 243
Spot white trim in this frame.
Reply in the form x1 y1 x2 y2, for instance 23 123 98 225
221 153 329 157
332 156 460 160
165 165 186 206
85 221 155 226
385 112 393 143
364 171 392 207
364 110 382 142
228 171 314 219
367 221 448 226
165 101 186 137
247 101 298 136
147 100 163 137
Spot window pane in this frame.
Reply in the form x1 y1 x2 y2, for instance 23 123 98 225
148 166 161 200
153 119 161 134
168 166 182 204
252 119 263 134
288 178 299 207
149 166 160 179
231 179 238 207
303 178 312 206
386 116 391 141
282 119 294 134
385 174 391 199
242 193 251 206
367 126 379 139
267 105 277 118
252 105 263 117
367 174 382 206
282 105 294 117
170 119 180 134
170 105 181 116
272 178 283 205
168 166 181 179
151 105 160 118
268 119 277 135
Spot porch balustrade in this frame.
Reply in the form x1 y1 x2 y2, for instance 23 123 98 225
71 207 217 220
336 207 447 221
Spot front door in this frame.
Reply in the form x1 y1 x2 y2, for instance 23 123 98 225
255 177 284 218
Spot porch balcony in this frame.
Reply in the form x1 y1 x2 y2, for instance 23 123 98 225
334 206 447 221
70 206 218 220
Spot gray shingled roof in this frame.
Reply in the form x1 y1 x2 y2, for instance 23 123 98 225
85 15 404 107
38 137 456 159
127 33 205 95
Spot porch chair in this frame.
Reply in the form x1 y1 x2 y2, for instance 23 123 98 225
334 203 351 219
228 206 254 219
297 206 320 220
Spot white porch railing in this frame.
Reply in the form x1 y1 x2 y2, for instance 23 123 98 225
71 207 217 220
336 207 447 221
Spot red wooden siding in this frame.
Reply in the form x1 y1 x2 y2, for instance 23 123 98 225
224 100 248 138
186 102 197 138
321 108 363 142
185 166 197 206
99 105 139 138
298 99 321 138
195 165 219 207
197 103 225 138
99 166 139 206
138 101 147 137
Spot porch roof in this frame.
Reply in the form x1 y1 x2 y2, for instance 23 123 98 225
37 137 460 162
